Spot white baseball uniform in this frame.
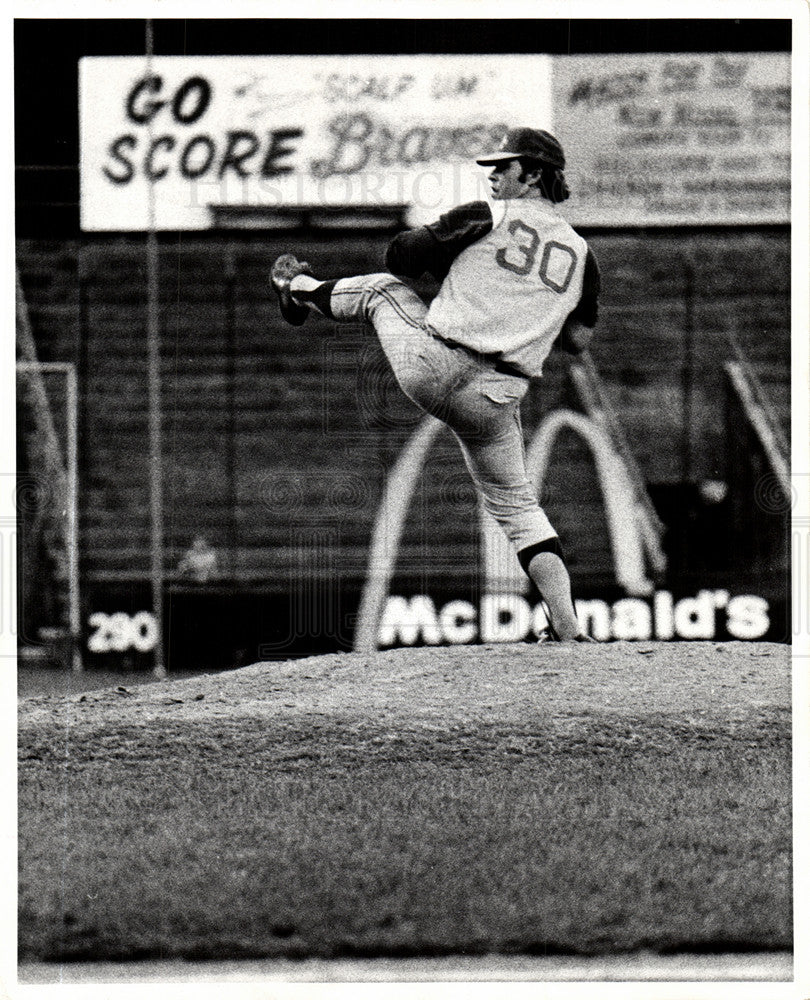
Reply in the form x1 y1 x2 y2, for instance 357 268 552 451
425 198 589 376
326 197 600 557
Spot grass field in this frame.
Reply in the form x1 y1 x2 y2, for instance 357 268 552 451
18 641 791 967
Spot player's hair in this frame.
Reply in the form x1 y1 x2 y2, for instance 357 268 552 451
517 157 570 203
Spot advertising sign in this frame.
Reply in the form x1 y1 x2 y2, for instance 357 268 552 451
79 55 552 230
80 52 789 231
553 52 790 226
376 590 774 647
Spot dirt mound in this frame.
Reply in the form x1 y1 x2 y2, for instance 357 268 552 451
18 641 792 965
18 641 790 733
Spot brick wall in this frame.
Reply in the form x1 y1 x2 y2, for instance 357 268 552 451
17 227 790 598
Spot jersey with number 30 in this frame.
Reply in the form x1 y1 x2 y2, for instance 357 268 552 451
423 198 589 377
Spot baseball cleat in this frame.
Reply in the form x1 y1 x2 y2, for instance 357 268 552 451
539 630 597 644
537 629 595 644
270 254 313 326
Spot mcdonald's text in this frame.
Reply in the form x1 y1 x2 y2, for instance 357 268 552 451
378 590 770 646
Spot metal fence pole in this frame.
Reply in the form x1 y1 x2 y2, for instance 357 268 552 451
145 18 166 678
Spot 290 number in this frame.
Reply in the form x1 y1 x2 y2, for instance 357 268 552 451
495 220 578 292
87 611 159 653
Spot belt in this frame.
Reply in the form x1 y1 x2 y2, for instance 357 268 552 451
429 330 530 381
493 358 530 380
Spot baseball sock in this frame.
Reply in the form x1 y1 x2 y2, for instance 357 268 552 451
290 276 337 318
524 551 581 641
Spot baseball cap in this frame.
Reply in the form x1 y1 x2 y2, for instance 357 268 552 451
476 127 566 169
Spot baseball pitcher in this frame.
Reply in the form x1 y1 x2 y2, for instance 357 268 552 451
271 127 600 642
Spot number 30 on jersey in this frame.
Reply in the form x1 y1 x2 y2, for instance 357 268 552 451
495 220 577 293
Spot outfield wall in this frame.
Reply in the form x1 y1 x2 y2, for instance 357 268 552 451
16 225 791 663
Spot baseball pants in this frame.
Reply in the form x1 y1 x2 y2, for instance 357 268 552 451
329 273 557 553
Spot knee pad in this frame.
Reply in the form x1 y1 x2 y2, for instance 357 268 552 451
517 536 565 574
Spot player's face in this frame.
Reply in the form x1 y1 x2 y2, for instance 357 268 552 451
488 159 527 200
